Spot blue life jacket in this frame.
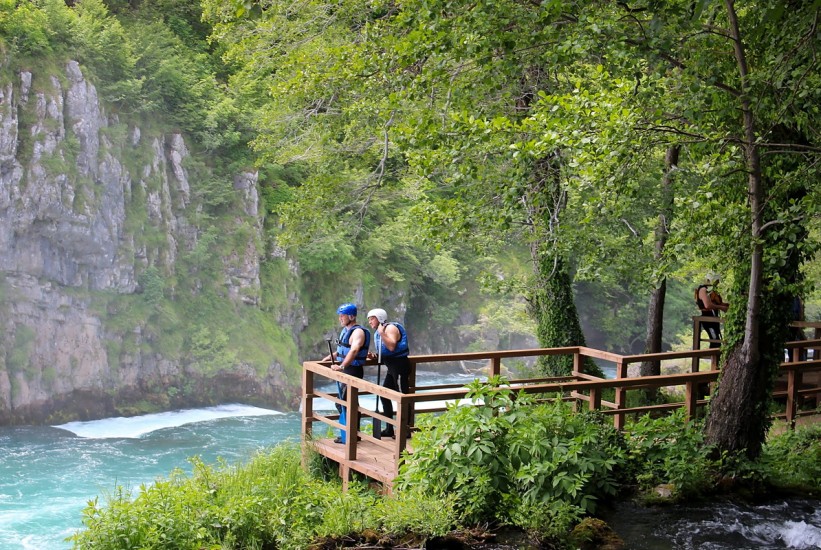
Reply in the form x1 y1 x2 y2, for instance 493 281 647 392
336 324 370 366
377 322 409 359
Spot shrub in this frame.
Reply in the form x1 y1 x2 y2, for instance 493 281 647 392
71 443 458 550
622 410 715 498
395 377 628 533
759 423 821 494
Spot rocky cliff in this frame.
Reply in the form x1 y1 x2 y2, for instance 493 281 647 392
0 61 299 424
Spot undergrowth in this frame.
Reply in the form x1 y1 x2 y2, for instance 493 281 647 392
70 380 821 549
70 443 457 550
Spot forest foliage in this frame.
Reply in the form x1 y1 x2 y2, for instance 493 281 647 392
199 0 821 354
198 0 821 457
10 0 815 389
0 0 817 546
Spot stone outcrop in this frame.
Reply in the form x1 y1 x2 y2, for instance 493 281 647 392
0 61 295 424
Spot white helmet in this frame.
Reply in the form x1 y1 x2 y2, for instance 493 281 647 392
705 272 720 285
366 308 387 324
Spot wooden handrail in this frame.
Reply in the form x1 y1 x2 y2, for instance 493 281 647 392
303 343 821 488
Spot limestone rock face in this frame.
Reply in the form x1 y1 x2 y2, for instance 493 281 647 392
0 61 290 424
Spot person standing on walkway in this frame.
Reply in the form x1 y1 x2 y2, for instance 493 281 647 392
322 303 370 443
695 273 729 348
366 308 410 438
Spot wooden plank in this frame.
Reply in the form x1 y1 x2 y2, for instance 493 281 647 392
311 438 398 484
578 347 626 363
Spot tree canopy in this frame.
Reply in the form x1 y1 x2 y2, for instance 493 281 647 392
203 0 820 456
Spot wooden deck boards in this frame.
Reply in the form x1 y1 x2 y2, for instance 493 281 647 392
309 437 404 488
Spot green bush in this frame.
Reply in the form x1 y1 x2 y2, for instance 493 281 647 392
395 378 628 534
0 0 54 56
622 410 715 498
759 423 821 494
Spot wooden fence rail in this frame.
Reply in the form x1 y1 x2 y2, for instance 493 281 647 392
302 339 821 491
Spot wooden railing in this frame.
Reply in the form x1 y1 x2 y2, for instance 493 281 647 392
302 341 821 487
691 318 821 426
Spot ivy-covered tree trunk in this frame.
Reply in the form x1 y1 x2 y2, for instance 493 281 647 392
523 157 597 377
705 268 795 458
704 0 809 459
529 250 592 376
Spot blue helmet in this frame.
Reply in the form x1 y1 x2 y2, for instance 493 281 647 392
337 303 357 316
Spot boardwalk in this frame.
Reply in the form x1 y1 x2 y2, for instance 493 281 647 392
303 325 821 491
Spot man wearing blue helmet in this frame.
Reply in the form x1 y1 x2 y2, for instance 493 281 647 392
322 303 370 443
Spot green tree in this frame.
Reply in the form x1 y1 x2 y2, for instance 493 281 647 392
203 0 819 459
202 0 605 375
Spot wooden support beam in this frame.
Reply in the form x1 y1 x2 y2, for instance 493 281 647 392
684 380 697 421
614 360 627 430
786 368 797 429
490 357 501 377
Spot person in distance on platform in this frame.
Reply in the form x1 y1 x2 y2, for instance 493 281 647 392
322 303 370 444
695 273 729 348
366 308 410 439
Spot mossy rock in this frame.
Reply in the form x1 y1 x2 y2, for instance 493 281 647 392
569 518 625 550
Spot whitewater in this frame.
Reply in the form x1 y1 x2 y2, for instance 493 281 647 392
0 403 298 549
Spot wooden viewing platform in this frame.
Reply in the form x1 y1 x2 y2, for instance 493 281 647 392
302 324 821 491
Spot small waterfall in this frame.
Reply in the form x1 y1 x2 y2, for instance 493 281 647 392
603 498 821 549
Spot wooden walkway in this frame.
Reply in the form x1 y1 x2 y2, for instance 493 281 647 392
303 324 821 491
308 437 404 488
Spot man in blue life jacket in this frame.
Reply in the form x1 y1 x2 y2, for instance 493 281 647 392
366 308 410 439
322 303 370 444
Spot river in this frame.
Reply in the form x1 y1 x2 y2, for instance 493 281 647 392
1 368 819 549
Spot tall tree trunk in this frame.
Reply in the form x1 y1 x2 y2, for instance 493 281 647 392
705 0 768 458
639 145 679 401
524 157 598 377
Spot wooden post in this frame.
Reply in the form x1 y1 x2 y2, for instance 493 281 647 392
684 380 697 421
490 356 501 377
692 317 701 372
394 396 411 473
573 349 583 376
302 364 314 440
614 360 627 430
589 387 601 412
345 385 359 461
340 465 350 492
786 368 797 429
407 358 417 428
300 365 314 471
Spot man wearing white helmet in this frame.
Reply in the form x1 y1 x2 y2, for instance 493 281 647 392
366 308 411 438
695 273 729 348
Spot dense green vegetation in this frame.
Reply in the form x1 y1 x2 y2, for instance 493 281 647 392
70 443 459 550
71 383 821 549
200 0 820 457
1 0 819 545
0 0 733 421
1 0 549 415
